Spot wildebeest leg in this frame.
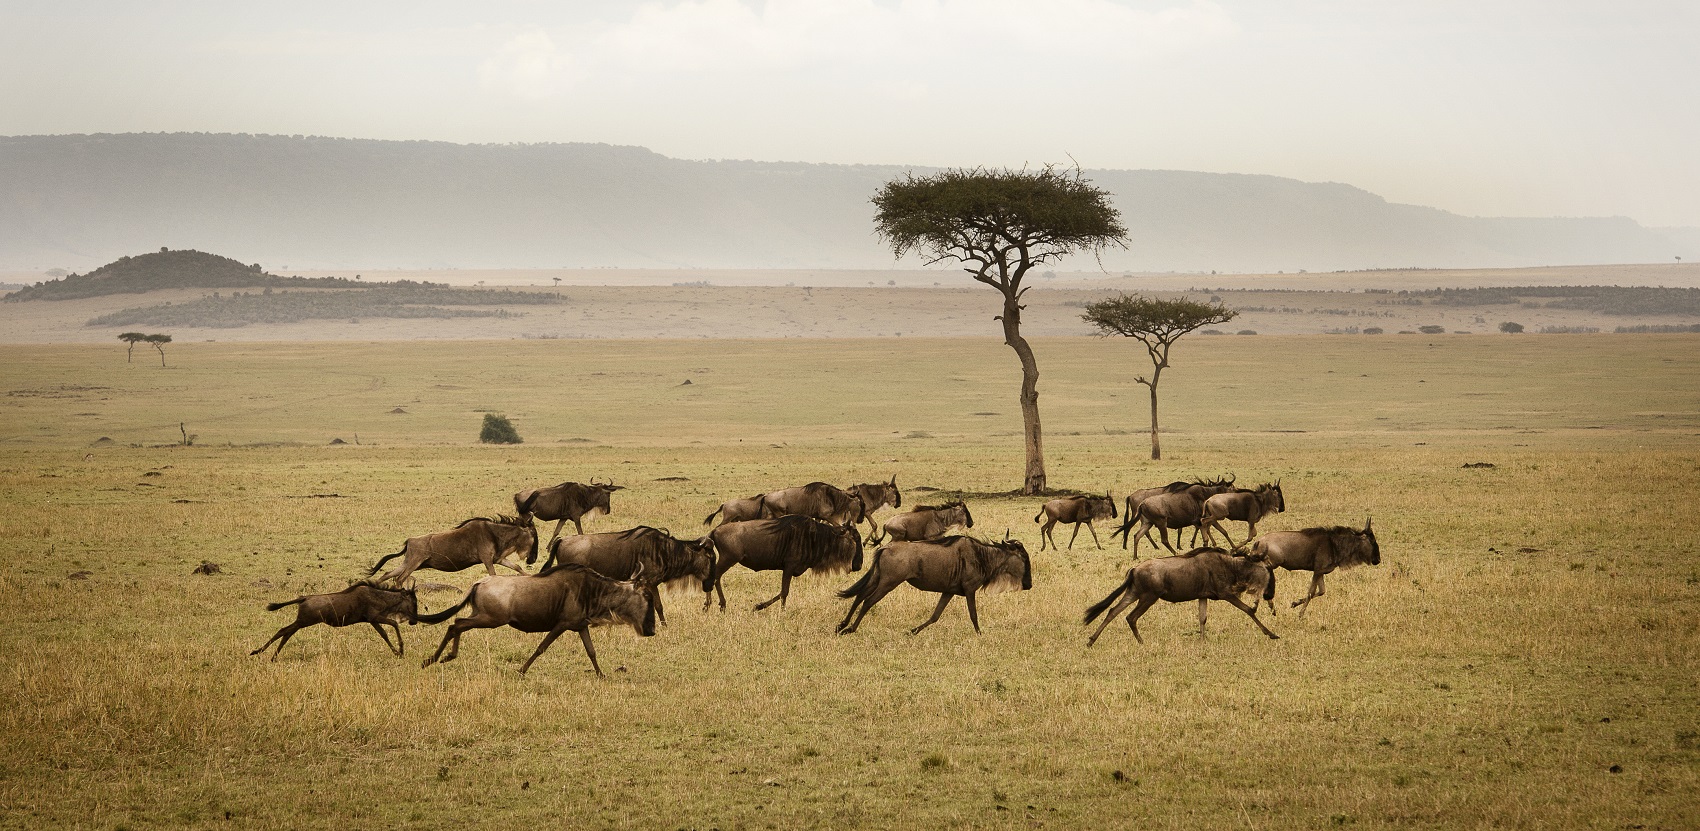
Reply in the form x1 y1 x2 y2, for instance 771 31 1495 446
754 572 792 611
251 622 306 661
1223 595 1279 639
1123 596 1159 644
1084 521 1103 550
1197 599 1209 635
1293 573 1326 617
650 586 667 625
421 618 481 668
1087 594 1145 646
576 628 605 676
910 593 954 635
839 575 901 634
517 624 571 675
1039 520 1057 551
370 622 403 657
495 554 527 574
571 517 586 536
546 518 568 551
1066 523 1081 550
965 591 981 633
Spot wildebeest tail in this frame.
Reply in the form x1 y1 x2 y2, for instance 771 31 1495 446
836 548 884 599
366 546 406 576
1263 567 1276 602
1083 570 1136 624
416 584 479 624
515 490 541 516
265 596 307 611
1033 507 1045 523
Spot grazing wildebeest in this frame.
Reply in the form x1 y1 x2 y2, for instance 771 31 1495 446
1199 481 1286 547
250 582 419 661
705 515 863 611
1034 492 1117 551
1248 519 1380 617
881 500 973 543
845 476 901 540
543 525 716 624
703 494 767 527
367 514 539 585
835 535 1031 635
759 482 866 528
417 563 655 676
1083 547 1278 645
513 479 624 548
1111 477 1236 551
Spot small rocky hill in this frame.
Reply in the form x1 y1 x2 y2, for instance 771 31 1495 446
3 248 354 302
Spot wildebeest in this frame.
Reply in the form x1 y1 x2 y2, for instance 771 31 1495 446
759 481 866 528
543 525 715 624
513 479 624 548
705 515 863 611
1083 547 1278 645
1034 492 1117 551
845 476 901 540
1111 477 1236 552
881 500 973 543
1199 481 1286 548
1248 519 1380 617
703 494 767 527
250 582 419 661
367 514 539 585
835 535 1031 635
417 563 655 676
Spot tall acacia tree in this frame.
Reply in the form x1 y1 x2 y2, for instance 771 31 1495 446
118 332 147 363
873 167 1126 494
1081 294 1237 460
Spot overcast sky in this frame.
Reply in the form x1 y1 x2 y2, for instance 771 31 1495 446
4 0 1696 227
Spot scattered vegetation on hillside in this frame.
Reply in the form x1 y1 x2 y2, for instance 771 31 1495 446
86 286 562 328
1387 285 1700 316
3 248 379 302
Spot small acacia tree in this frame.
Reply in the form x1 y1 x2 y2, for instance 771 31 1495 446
1082 294 1237 460
1499 321 1524 334
872 167 1126 494
118 332 147 363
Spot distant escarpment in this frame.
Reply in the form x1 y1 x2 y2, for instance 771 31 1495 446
2 133 1696 272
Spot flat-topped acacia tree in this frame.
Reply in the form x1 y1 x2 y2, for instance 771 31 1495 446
872 167 1126 494
1081 294 1237 460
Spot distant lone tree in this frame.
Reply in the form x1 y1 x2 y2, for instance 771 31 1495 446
1082 294 1238 460
118 332 147 363
872 167 1126 494
1498 321 1525 334
130 333 172 366
479 413 523 444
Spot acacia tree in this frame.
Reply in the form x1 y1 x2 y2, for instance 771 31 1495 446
143 333 172 367
1081 294 1237 460
118 332 147 363
873 167 1126 494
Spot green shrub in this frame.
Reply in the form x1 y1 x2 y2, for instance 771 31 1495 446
479 413 522 444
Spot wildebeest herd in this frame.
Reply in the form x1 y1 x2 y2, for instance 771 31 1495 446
253 474 1381 675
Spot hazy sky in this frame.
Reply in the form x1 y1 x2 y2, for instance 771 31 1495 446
4 0 1696 226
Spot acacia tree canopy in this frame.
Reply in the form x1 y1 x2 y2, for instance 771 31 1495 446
873 167 1126 493
1082 294 1237 460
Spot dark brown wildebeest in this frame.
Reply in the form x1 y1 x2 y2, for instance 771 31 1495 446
1199 481 1286 548
1034 492 1117 551
1248 519 1379 617
542 525 716 624
250 582 419 660
835 535 1031 635
759 481 866 527
367 514 539 585
845 476 901 540
1111 477 1236 551
514 479 624 548
417 563 655 676
881 500 973 543
705 515 863 611
703 494 768 527
1083 547 1278 645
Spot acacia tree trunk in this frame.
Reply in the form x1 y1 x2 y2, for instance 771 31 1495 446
1146 378 1161 460
1002 293 1046 494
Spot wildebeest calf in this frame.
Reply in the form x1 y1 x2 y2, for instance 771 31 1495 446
881 500 973 543
1248 518 1379 617
250 582 419 660
1083 547 1277 645
1034 492 1117 551
836 535 1031 635
514 479 623 549
367 514 538 585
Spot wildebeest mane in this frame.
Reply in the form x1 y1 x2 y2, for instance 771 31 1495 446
773 514 859 574
912 500 965 512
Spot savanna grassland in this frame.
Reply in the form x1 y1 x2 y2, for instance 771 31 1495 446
2 334 1698 830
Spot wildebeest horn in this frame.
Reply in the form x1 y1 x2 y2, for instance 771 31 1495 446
1365 516 1373 531
632 561 646 582
1003 529 1011 541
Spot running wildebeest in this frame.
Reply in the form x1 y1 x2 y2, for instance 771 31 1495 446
514 479 624 548
705 515 863 611
759 481 866 527
417 563 656 676
1248 518 1379 617
543 525 715 624
1083 547 1278 645
1111 477 1236 551
845 476 901 540
1199 481 1286 548
367 514 539 585
703 494 767 527
250 582 419 661
1034 492 1117 551
835 535 1031 635
881 500 973 543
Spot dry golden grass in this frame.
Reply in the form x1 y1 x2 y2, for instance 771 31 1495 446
1 334 1697 829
